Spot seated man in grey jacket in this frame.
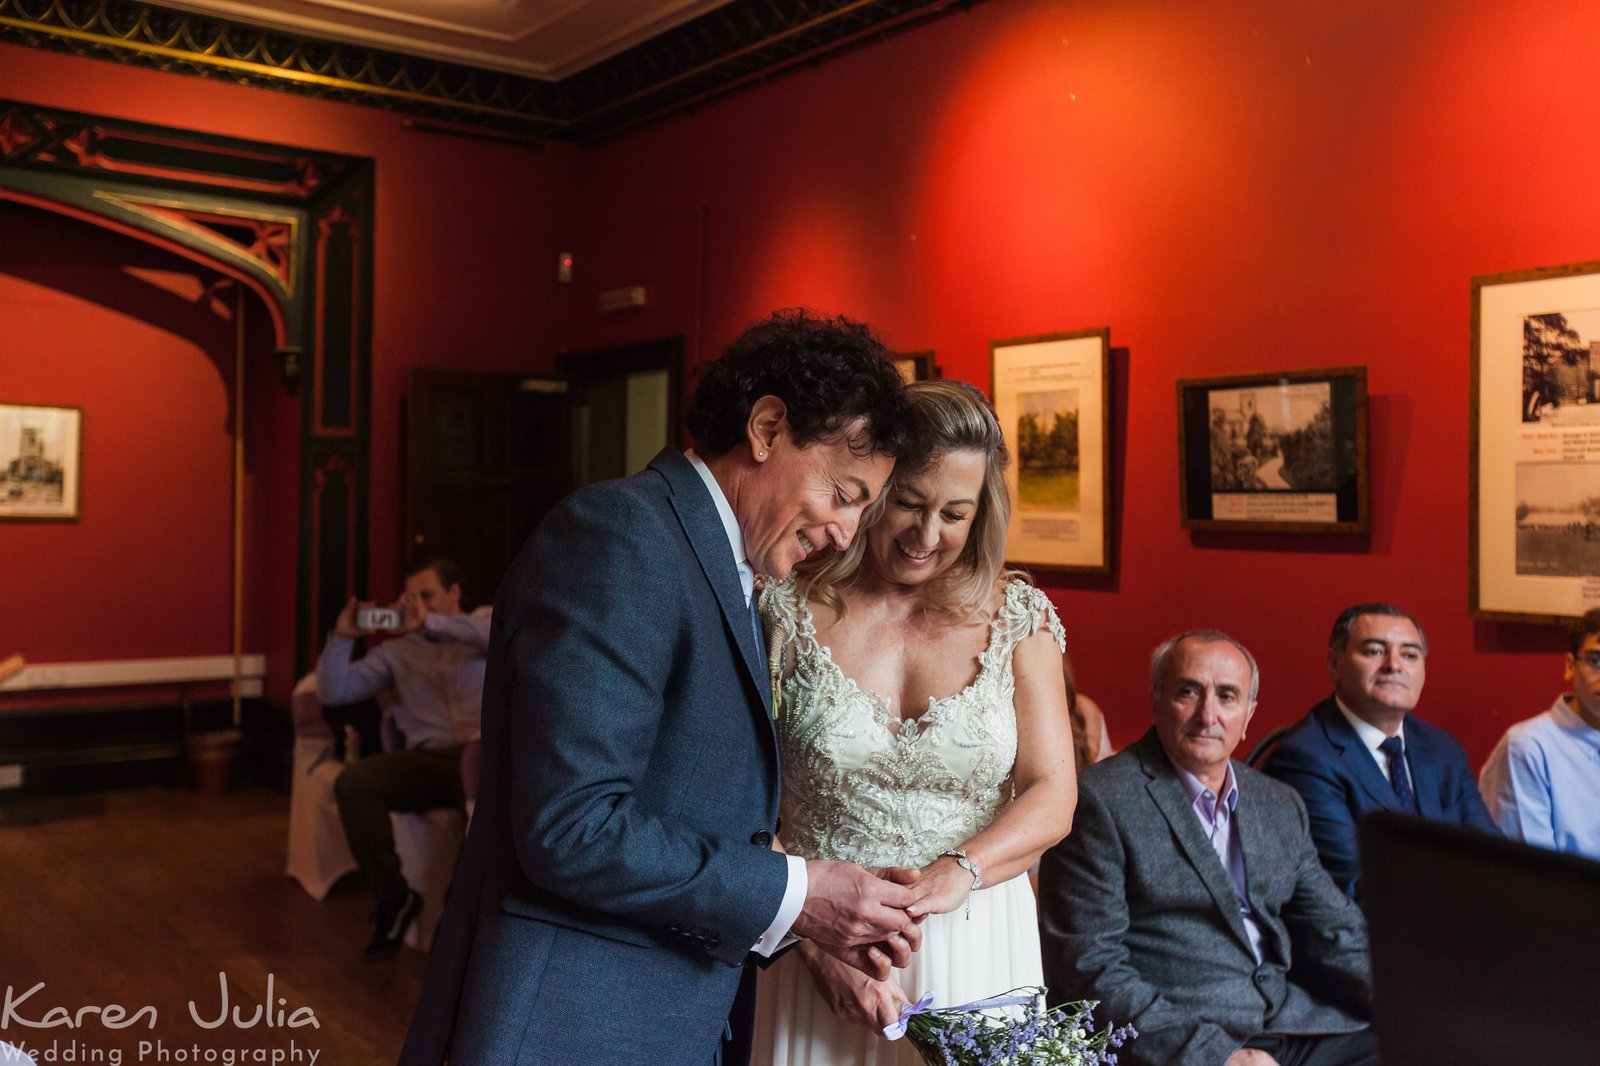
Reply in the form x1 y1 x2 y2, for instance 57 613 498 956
1039 629 1374 1066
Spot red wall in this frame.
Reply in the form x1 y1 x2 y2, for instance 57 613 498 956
0 43 576 701
0 209 234 661
561 0 1600 762
6 2 1598 760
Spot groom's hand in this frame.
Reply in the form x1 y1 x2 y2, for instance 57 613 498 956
875 866 921 889
793 860 923 955
811 938 909 981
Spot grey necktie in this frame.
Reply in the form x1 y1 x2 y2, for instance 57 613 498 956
748 592 764 657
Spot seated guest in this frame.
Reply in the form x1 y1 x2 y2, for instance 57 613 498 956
316 558 492 959
1040 630 1374 1066
1065 652 1114 765
1478 608 1600 860
1072 691 1115 765
1261 602 1495 898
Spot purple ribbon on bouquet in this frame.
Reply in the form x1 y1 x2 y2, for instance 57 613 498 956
881 990 1037 1040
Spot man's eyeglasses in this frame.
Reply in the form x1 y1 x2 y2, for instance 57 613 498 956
1573 652 1600 672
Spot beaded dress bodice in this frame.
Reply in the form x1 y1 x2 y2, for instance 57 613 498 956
761 578 1065 869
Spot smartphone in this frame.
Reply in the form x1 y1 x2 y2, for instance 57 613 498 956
355 606 401 631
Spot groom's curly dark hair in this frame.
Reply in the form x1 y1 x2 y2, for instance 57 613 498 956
687 308 915 460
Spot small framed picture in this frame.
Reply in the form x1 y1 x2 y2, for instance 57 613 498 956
1177 367 1369 534
0 402 82 521
894 351 938 383
990 328 1112 573
1472 260 1600 622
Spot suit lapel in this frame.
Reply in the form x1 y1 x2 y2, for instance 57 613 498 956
1404 720 1441 818
1134 733 1255 956
1316 699 1400 812
651 449 773 720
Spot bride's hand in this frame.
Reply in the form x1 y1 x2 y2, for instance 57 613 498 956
874 865 920 886
904 855 979 918
799 941 910 1030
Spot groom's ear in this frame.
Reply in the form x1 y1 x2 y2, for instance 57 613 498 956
747 395 789 460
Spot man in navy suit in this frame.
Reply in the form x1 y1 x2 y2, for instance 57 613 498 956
1261 603 1497 899
399 310 926 1065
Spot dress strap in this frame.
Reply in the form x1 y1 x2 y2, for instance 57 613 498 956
986 578 1067 664
757 575 817 645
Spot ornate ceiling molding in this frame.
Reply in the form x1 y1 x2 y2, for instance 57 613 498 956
0 0 980 143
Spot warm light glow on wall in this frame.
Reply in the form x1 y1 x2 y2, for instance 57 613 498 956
736 193 879 324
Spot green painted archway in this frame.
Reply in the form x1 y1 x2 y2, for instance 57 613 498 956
0 97 373 677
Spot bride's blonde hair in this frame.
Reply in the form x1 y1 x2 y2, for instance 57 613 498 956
797 379 1018 620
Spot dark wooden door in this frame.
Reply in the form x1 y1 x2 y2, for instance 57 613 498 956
405 369 573 608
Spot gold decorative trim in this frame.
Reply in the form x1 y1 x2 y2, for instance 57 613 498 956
0 0 969 142
0 11 545 125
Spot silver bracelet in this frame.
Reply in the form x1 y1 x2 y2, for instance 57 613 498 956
942 850 982 920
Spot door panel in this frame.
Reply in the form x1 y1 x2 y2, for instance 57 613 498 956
406 369 572 607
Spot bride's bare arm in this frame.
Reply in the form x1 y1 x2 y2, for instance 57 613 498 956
906 624 1078 917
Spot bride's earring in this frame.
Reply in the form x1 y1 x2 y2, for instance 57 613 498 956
757 450 766 459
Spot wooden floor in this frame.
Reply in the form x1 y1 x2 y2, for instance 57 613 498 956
0 786 429 1065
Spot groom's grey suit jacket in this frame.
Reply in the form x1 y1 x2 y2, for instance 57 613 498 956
1038 730 1372 1066
400 447 789 1065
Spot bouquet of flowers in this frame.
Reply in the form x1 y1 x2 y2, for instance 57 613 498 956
883 986 1136 1065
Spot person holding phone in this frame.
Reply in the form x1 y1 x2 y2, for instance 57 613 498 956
315 557 492 959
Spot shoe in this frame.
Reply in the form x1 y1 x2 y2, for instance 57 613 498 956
363 889 421 961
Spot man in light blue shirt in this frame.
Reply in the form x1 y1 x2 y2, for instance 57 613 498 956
1479 608 1600 861
317 557 492 960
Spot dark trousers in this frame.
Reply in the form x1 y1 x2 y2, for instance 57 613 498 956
333 745 464 910
1246 1027 1380 1066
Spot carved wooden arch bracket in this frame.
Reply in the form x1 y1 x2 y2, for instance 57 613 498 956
0 96 375 678
0 100 368 381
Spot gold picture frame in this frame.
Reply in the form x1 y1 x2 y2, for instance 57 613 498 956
0 402 82 521
1471 260 1600 622
989 329 1112 573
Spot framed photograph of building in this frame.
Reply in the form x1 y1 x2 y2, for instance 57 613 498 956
0 402 82 521
893 350 938 383
1177 367 1369 534
990 328 1111 573
1472 260 1600 622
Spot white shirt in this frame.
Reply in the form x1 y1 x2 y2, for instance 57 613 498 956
687 451 807 955
1335 696 1407 785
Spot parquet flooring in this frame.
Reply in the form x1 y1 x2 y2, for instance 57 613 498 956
0 786 428 1065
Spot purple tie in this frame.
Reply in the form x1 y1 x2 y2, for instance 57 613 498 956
1378 734 1417 814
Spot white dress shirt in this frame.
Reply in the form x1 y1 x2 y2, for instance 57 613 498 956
1335 697 1407 785
687 451 807 955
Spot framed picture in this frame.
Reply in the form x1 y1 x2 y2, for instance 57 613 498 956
0 402 82 521
1472 260 1600 623
1177 367 1369 534
990 329 1111 573
893 350 938 383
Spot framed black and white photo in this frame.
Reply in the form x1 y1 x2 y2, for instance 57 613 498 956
1177 367 1368 534
1472 261 1600 622
0 402 82 521
990 329 1112 573
893 350 938 383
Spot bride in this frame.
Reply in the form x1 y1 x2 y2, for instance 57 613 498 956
753 379 1079 1065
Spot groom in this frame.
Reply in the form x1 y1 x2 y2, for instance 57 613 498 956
400 310 924 1065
